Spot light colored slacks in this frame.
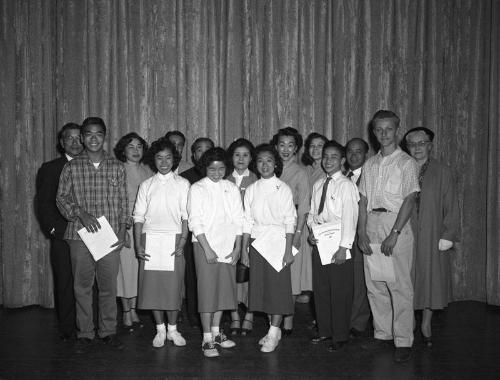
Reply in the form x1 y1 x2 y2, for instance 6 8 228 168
363 211 414 347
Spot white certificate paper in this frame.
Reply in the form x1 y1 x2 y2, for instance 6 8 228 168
144 233 176 271
366 243 396 282
312 223 351 265
251 226 299 272
206 224 237 263
77 216 118 261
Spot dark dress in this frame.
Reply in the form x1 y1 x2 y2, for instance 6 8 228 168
411 159 460 310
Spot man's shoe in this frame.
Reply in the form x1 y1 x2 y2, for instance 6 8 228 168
213 331 236 348
327 341 347 352
311 336 331 344
101 334 124 350
167 330 186 346
202 341 219 358
75 337 93 354
361 338 393 350
260 335 279 353
349 328 364 338
394 347 412 362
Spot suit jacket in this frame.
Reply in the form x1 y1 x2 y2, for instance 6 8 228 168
36 156 69 240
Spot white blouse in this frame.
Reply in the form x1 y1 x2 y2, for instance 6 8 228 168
243 175 297 238
133 172 190 234
187 177 244 242
307 171 359 249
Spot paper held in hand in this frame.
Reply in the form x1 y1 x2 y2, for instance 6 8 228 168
206 224 237 263
77 216 118 261
366 243 396 282
311 223 351 265
251 226 299 272
144 233 176 271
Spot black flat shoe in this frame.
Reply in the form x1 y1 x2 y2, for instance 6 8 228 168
327 341 347 352
230 320 241 336
311 336 331 344
282 328 293 337
241 319 253 336
422 335 432 347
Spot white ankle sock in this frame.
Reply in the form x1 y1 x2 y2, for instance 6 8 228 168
203 332 213 342
156 323 166 332
268 325 280 337
211 326 220 335
167 324 177 332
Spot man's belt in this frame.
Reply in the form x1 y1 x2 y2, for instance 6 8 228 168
372 208 390 212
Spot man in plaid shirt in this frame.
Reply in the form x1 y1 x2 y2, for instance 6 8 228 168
57 117 128 353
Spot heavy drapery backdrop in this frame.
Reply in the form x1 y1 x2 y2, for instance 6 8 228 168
1 0 499 307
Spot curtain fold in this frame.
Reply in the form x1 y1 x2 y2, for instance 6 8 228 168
0 0 498 307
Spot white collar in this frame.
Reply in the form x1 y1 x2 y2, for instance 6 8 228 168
232 169 250 178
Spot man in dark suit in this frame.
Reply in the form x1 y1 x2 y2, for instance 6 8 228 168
36 122 83 340
345 138 372 337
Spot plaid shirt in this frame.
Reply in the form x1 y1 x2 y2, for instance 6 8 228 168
358 147 420 212
56 151 128 240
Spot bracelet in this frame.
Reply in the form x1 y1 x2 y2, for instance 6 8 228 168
295 230 302 233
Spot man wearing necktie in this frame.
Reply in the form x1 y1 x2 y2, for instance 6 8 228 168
307 141 359 352
345 138 371 338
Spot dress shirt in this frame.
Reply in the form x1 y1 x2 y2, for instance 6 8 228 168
133 171 190 234
307 171 359 249
187 177 244 241
358 147 419 212
232 169 250 188
243 175 297 238
56 151 128 240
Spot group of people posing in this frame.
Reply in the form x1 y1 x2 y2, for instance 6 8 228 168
36 109 460 363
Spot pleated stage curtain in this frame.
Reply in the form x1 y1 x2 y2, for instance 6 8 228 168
0 0 499 307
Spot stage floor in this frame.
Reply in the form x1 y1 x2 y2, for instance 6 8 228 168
1 300 499 379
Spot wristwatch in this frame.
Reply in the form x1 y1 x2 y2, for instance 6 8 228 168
391 228 401 235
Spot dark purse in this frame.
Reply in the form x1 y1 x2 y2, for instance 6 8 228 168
236 261 249 283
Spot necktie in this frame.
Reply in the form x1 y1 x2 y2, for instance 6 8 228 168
317 177 331 215
346 170 354 178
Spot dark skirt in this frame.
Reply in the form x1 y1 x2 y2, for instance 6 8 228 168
248 243 294 315
137 234 185 311
193 243 237 313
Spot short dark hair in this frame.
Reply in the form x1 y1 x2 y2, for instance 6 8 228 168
81 117 107 135
144 137 181 173
301 132 328 166
113 132 148 162
226 138 255 172
322 140 346 158
271 127 303 151
254 143 283 178
199 147 228 177
165 130 186 144
346 137 369 153
57 122 81 154
190 137 215 155
370 110 400 129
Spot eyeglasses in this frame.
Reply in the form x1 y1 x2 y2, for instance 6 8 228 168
406 141 430 148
